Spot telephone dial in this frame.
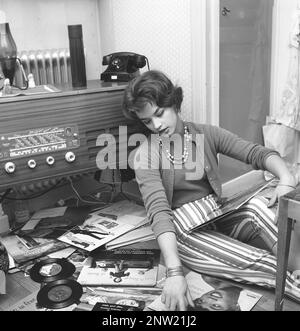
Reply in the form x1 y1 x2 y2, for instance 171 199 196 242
100 52 149 82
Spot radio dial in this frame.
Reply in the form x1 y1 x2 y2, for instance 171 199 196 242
28 159 37 169
5 162 16 174
65 151 76 163
46 156 55 166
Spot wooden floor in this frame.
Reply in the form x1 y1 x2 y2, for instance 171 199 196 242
0 270 300 311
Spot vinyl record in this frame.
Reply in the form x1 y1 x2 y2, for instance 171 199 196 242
29 258 76 283
37 279 83 309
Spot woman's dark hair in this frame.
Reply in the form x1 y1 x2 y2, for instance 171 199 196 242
122 70 183 120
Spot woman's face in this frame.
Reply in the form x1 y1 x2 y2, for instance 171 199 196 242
193 290 238 311
136 102 179 137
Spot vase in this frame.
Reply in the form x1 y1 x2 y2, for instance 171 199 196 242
68 24 87 88
0 23 17 85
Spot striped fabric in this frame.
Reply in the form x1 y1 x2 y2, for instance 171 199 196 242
173 195 300 302
173 194 222 237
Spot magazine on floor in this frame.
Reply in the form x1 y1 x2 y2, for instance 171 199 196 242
147 271 262 311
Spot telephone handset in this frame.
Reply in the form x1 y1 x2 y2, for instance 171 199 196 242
100 52 149 82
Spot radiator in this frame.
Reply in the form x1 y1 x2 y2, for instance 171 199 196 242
15 48 71 86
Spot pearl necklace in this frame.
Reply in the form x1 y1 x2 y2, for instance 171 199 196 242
158 125 191 165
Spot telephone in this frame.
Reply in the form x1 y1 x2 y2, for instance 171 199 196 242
100 52 148 82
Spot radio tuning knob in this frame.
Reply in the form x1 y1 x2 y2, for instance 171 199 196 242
4 162 16 174
65 151 76 163
46 156 55 166
28 159 37 169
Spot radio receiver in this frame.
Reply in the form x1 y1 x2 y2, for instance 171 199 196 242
0 81 145 190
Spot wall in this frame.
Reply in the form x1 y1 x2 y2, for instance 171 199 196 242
0 0 102 80
98 0 193 121
0 0 206 123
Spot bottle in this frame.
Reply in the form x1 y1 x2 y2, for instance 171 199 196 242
0 203 10 235
0 22 17 86
68 24 87 88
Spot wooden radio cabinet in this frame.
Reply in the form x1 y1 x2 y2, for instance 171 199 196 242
0 80 143 190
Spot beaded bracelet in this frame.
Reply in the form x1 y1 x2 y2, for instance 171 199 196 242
277 184 296 189
166 266 184 278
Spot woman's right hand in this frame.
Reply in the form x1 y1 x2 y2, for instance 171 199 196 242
161 275 194 311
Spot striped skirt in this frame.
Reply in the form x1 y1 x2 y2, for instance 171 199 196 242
173 195 300 302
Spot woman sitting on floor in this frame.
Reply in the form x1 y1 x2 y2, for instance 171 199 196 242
122 70 299 311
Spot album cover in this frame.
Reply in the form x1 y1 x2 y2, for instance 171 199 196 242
67 249 91 278
91 302 141 311
77 248 160 286
89 199 146 218
58 214 146 252
0 235 68 264
77 264 158 286
91 248 160 268
147 271 262 311
74 287 160 311
191 180 274 231
105 223 155 250
18 206 92 240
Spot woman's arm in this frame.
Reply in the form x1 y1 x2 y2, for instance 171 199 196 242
264 154 297 208
157 232 194 311
133 142 194 310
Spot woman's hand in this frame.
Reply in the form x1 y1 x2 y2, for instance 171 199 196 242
161 275 194 311
268 185 295 207
268 183 297 224
264 154 298 222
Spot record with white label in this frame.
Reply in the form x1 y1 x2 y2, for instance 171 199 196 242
29 257 76 283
